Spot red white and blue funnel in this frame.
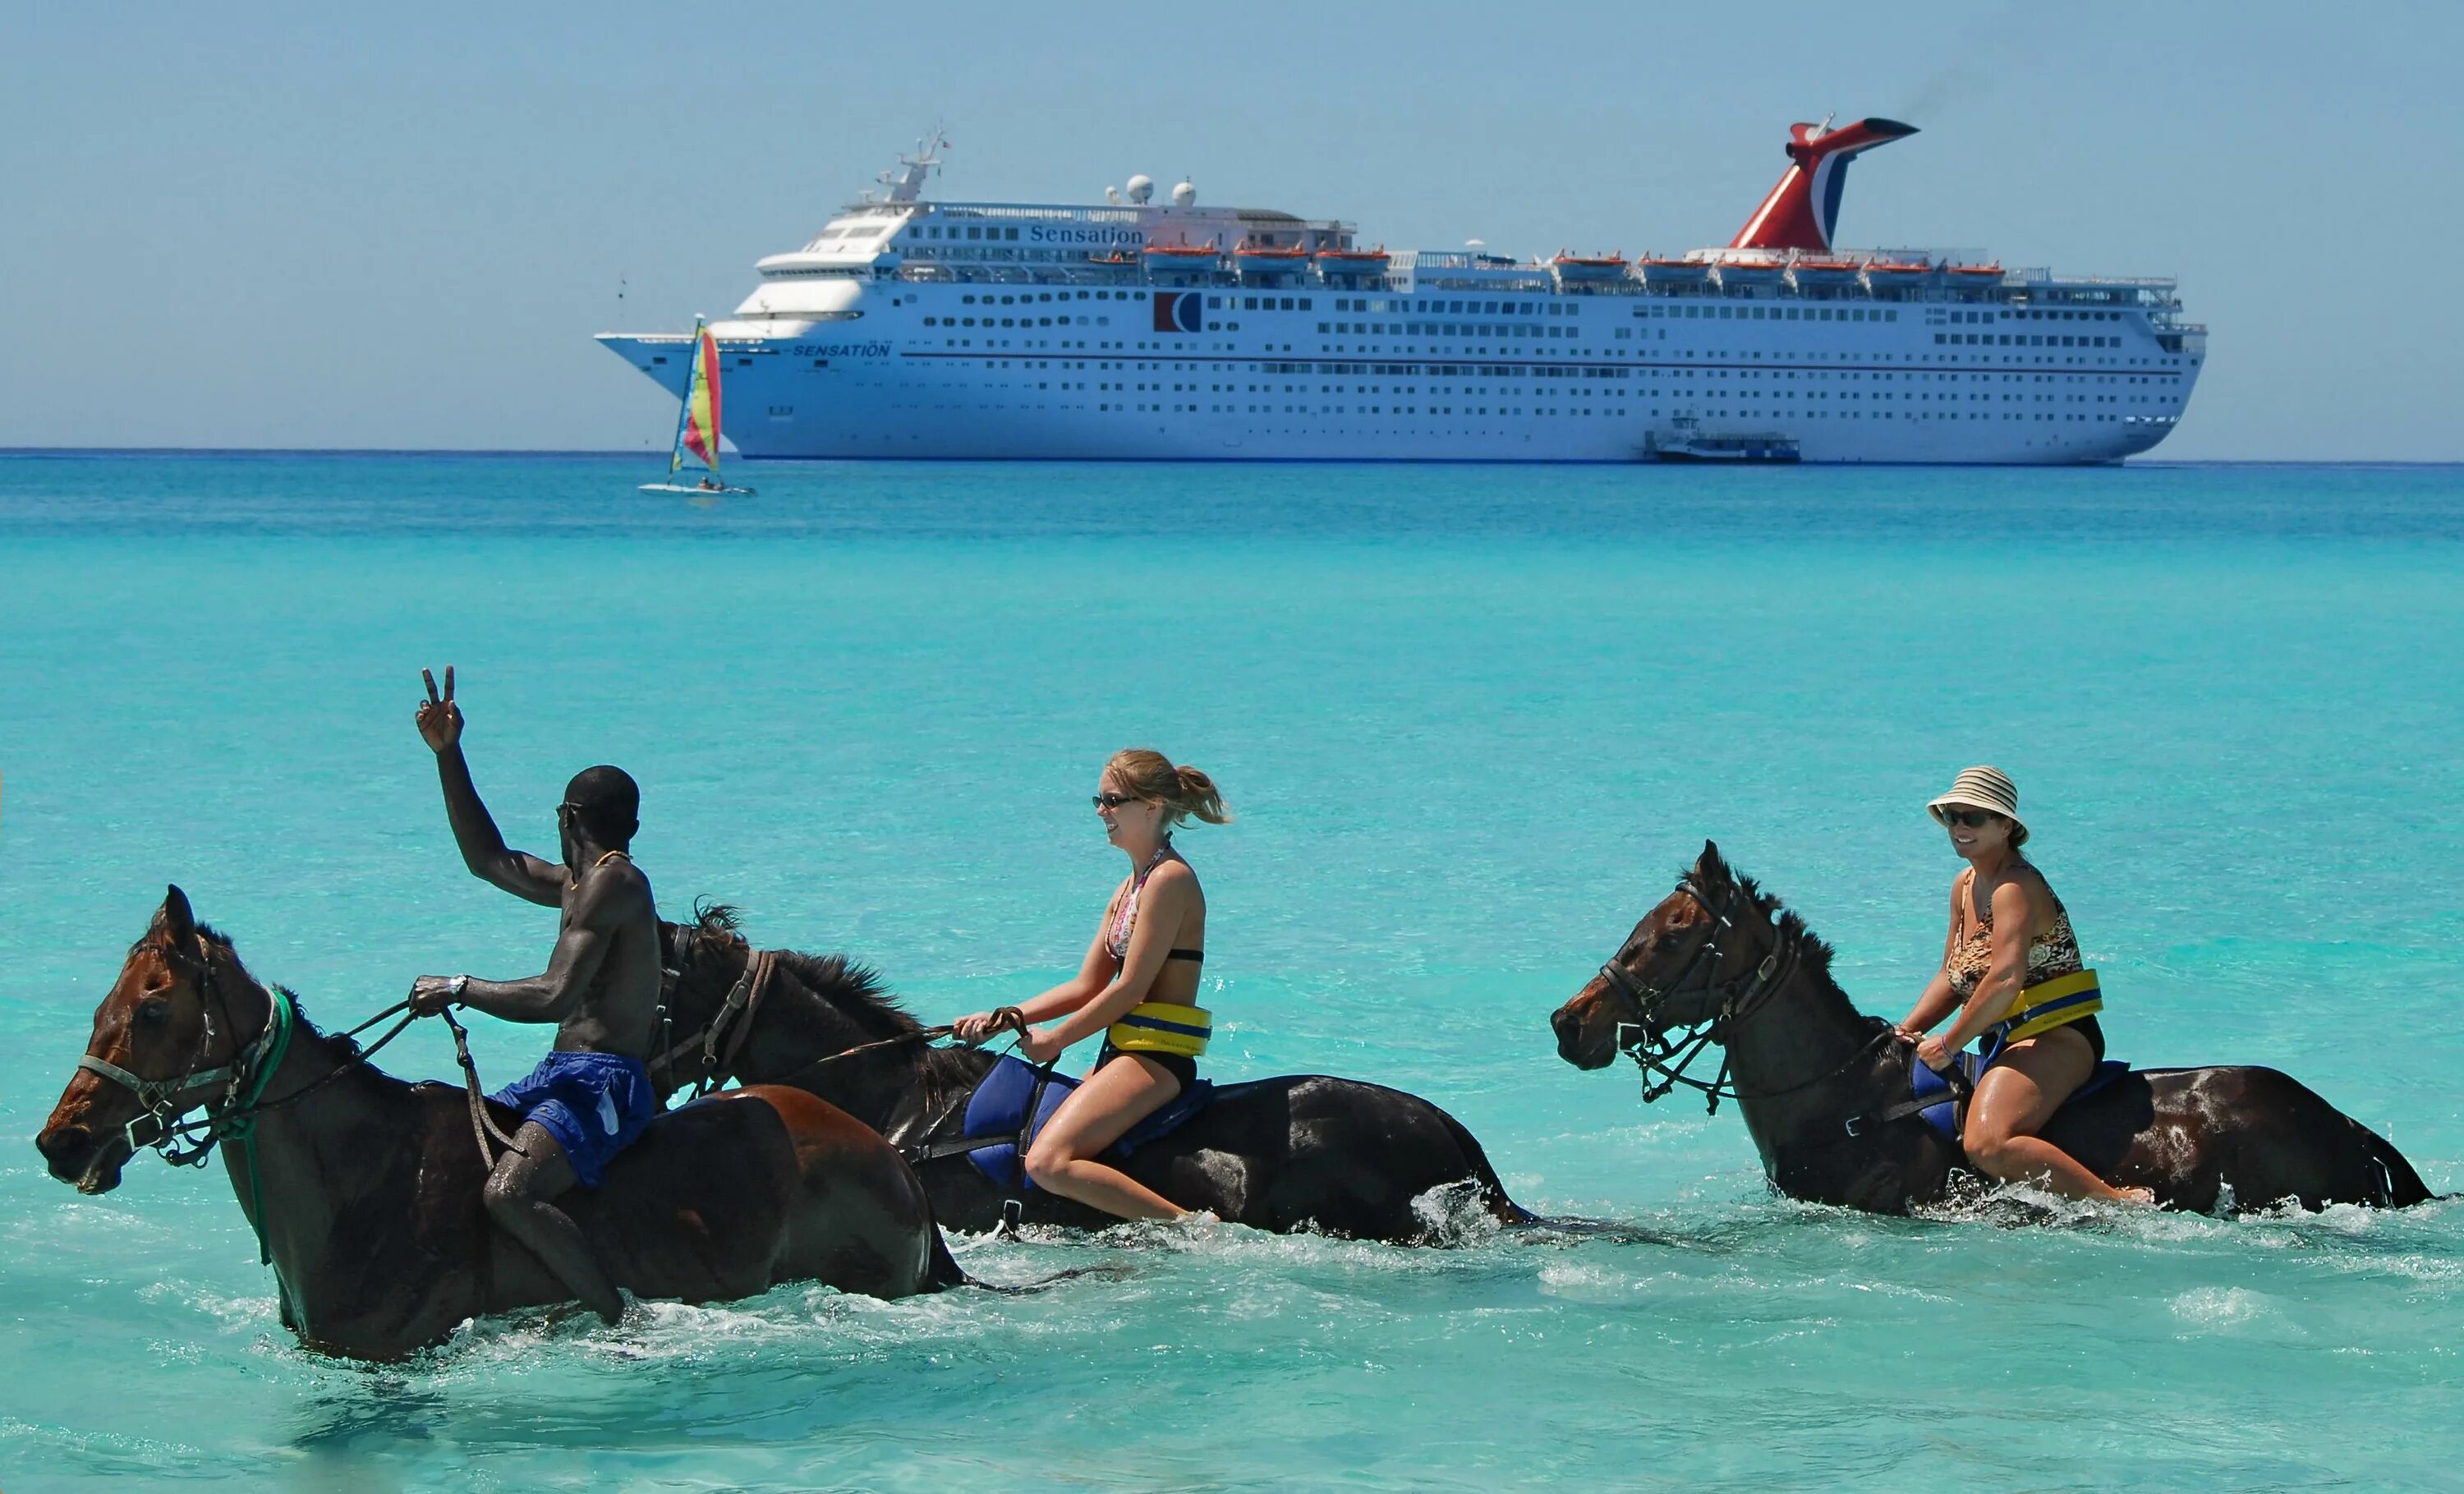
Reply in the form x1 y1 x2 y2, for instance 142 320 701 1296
1729 117 1919 252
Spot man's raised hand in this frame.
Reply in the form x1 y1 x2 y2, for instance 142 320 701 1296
416 665 464 753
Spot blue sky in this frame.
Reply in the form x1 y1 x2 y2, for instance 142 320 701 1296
3 1 2456 459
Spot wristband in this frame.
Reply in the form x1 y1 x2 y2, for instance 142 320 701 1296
448 974 469 1000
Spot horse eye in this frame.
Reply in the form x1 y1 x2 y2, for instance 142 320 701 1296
136 999 171 1023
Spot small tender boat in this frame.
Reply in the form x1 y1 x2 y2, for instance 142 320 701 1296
639 317 755 496
1648 417 1800 462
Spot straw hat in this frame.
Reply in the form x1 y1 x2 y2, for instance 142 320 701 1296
1928 765 2025 832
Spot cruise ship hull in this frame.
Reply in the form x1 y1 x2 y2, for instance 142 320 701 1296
600 297 2195 467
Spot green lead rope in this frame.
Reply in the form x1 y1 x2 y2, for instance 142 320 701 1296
223 986 297 1266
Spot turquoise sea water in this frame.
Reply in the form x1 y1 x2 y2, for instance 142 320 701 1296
2 454 2460 1490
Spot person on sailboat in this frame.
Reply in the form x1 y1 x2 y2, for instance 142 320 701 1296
405 665 667 1325
951 749 1229 1221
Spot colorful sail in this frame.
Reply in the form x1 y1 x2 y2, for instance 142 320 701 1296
680 324 722 472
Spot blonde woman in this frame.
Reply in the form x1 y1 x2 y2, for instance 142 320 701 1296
953 749 1229 1221
1896 766 2154 1205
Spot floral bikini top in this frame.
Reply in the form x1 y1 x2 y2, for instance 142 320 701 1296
1106 837 1202 967
1943 864 2084 999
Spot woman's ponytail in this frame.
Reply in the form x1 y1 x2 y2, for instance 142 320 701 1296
1106 748 1232 826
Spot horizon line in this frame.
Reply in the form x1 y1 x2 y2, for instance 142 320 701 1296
4 447 2463 470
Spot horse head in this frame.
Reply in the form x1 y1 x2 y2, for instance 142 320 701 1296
1550 841 1777 1069
37 886 267 1194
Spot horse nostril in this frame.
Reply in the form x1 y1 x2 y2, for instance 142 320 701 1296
1550 1008 1579 1042
37 1123 94 1174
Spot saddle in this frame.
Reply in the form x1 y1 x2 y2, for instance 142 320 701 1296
922 1054 1217 1192
1846 1052 2131 1143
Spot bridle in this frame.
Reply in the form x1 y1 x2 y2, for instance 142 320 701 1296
76 935 285 1167
70 935 421 1269
1596 875 1880 1114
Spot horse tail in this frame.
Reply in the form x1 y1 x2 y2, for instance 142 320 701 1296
925 1225 968 1291
2360 1124 2434 1208
1437 1109 1533 1225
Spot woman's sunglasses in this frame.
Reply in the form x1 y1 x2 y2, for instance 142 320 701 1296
1933 807 2002 829
1092 793 1140 810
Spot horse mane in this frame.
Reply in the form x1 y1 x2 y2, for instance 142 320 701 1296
765 946 986 1091
178 925 368 1063
1722 871 1840 981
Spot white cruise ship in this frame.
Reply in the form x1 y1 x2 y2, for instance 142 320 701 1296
599 120 2204 464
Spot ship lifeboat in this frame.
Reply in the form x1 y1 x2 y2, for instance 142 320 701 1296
1640 256 1712 287
1235 241 1309 278
1314 245 1391 279
1711 258 1786 288
1786 256 1863 287
1944 262 2007 296
1859 258 1935 288
1553 250 1630 280
1143 241 1223 266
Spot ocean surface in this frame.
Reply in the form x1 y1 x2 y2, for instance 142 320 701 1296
2 453 2460 1491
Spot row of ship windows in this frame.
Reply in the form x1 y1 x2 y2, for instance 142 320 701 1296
1050 402 2151 425
992 374 2157 409
1939 332 2120 347
959 288 1160 305
912 355 2198 392
949 358 2181 387
1643 305 1898 323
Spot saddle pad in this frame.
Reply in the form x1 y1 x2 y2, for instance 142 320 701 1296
1914 1056 2131 1144
957 1055 1216 1191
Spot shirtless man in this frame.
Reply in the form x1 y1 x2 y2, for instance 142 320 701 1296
407 666 664 1326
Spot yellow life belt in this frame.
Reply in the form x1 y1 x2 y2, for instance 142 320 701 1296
1993 968 2103 1043
1106 1001 1212 1059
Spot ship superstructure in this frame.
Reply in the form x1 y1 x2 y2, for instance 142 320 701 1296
599 122 2204 464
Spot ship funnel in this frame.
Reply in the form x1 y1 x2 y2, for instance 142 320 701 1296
1728 117 1918 252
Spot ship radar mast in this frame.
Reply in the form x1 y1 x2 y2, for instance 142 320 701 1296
879 128 949 204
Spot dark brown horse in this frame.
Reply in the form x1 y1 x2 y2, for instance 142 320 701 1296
35 888 963 1361
647 909 1525 1241
1550 844 2432 1216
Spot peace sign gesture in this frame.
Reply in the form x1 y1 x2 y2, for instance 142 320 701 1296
416 665 464 754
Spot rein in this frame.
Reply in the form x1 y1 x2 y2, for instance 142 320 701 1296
1600 876 1884 1115
651 944 783 1099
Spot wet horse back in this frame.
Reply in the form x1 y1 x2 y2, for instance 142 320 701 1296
553 1094 802 1299
2039 1064 2422 1211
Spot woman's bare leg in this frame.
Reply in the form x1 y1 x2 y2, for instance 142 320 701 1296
1965 1029 2154 1204
1025 1055 1188 1220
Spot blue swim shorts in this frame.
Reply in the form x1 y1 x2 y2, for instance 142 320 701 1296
490 1050 660 1189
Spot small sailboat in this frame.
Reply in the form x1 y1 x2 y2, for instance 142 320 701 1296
639 318 755 495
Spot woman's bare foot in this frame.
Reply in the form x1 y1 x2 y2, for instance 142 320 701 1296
2112 1185 2157 1206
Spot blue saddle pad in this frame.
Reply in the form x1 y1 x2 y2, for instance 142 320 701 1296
956 1055 1215 1191
1913 1055 2131 1143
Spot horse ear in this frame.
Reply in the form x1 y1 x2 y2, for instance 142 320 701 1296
1696 839 1728 880
159 885 196 943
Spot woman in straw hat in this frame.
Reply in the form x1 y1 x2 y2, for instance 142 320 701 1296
1896 766 2154 1204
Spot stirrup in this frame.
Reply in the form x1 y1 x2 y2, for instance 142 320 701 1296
994 1197 1023 1239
